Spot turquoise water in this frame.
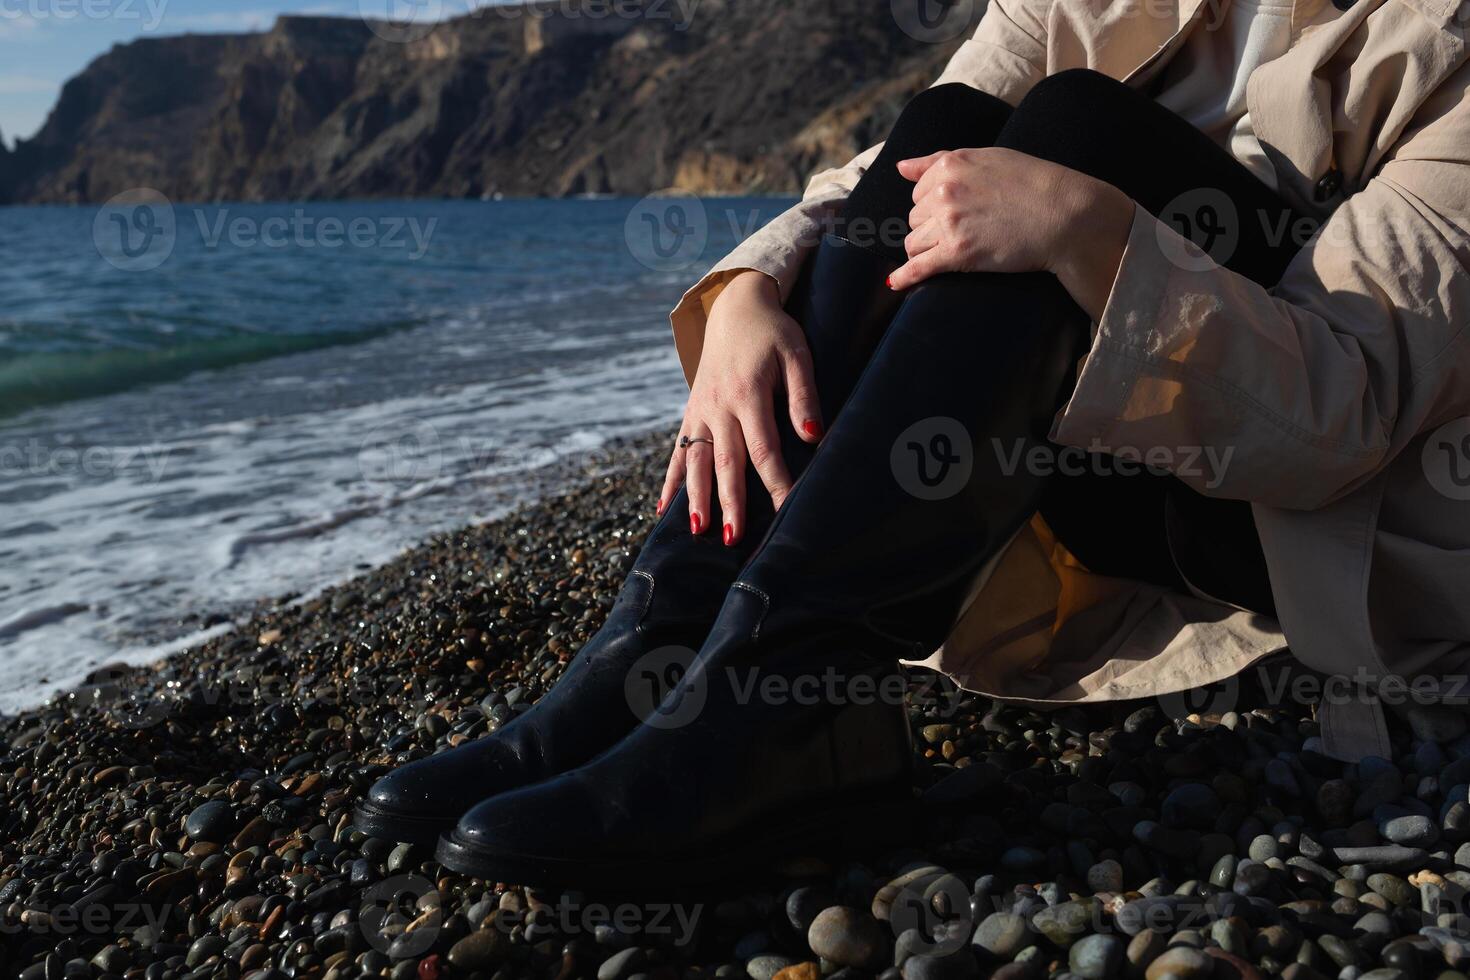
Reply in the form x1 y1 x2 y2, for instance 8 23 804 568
0 195 796 707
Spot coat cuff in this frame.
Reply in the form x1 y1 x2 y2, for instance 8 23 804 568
669 267 765 388
1049 202 1175 449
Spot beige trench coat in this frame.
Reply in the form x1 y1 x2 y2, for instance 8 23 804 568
668 0 1470 761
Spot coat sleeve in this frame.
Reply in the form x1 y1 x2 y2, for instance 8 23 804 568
666 0 1051 385
1051 69 1470 510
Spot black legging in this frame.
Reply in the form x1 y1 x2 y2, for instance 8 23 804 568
836 71 1303 616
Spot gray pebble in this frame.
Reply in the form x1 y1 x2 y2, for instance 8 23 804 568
1069 935 1125 980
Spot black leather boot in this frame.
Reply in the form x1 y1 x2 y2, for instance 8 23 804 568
434 271 1088 887
353 237 903 844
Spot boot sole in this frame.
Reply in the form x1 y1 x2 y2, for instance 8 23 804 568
434 788 917 892
353 801 457 846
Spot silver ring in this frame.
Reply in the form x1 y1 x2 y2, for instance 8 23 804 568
678 435 713 449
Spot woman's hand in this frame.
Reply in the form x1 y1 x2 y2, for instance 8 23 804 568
659 270 823 545
888 147 1135 319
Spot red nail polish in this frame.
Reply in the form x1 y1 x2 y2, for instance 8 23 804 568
656 498 665 516
802 419 822 439
886 274 894 289
690 513 703 534
723 523 735 546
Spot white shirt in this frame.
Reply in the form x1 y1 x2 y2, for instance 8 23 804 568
1154 0 1337 189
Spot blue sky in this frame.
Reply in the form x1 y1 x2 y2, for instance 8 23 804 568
0 0 482 146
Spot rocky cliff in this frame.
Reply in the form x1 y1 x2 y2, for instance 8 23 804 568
0 0 980 205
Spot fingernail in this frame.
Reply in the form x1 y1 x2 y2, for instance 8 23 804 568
656 497 665 516
802 419 822 438
690 513 703 535
886 274 895 290
723 523 736 546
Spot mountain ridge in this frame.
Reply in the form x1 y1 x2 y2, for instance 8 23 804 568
0 1 978 205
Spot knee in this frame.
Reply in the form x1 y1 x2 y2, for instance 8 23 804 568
883 83 1011 156
1000 69 1133 166
1015 68 1127 116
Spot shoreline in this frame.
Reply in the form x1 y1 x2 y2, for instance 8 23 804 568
0 425 675 717
0 430 1459 980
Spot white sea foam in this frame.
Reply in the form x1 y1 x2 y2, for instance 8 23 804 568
0 323 686 714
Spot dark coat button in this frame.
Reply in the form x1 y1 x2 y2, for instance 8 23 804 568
1314 168 1343 202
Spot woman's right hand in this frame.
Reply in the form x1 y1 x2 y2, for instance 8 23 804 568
658 270 823 546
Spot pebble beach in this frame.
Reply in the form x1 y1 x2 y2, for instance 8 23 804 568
3 428 1470 980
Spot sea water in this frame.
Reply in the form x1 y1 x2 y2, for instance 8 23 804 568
0 195 794 710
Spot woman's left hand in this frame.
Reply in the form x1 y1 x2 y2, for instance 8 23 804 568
888 148 1135 319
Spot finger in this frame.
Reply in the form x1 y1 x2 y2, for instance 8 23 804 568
738 399 795 511
897 152 947 184
683 421 715 535
658 433 688 516
781 344 823 443
908 189 949 228
887 246 951 292
903 217 942 260
709 414 747 546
